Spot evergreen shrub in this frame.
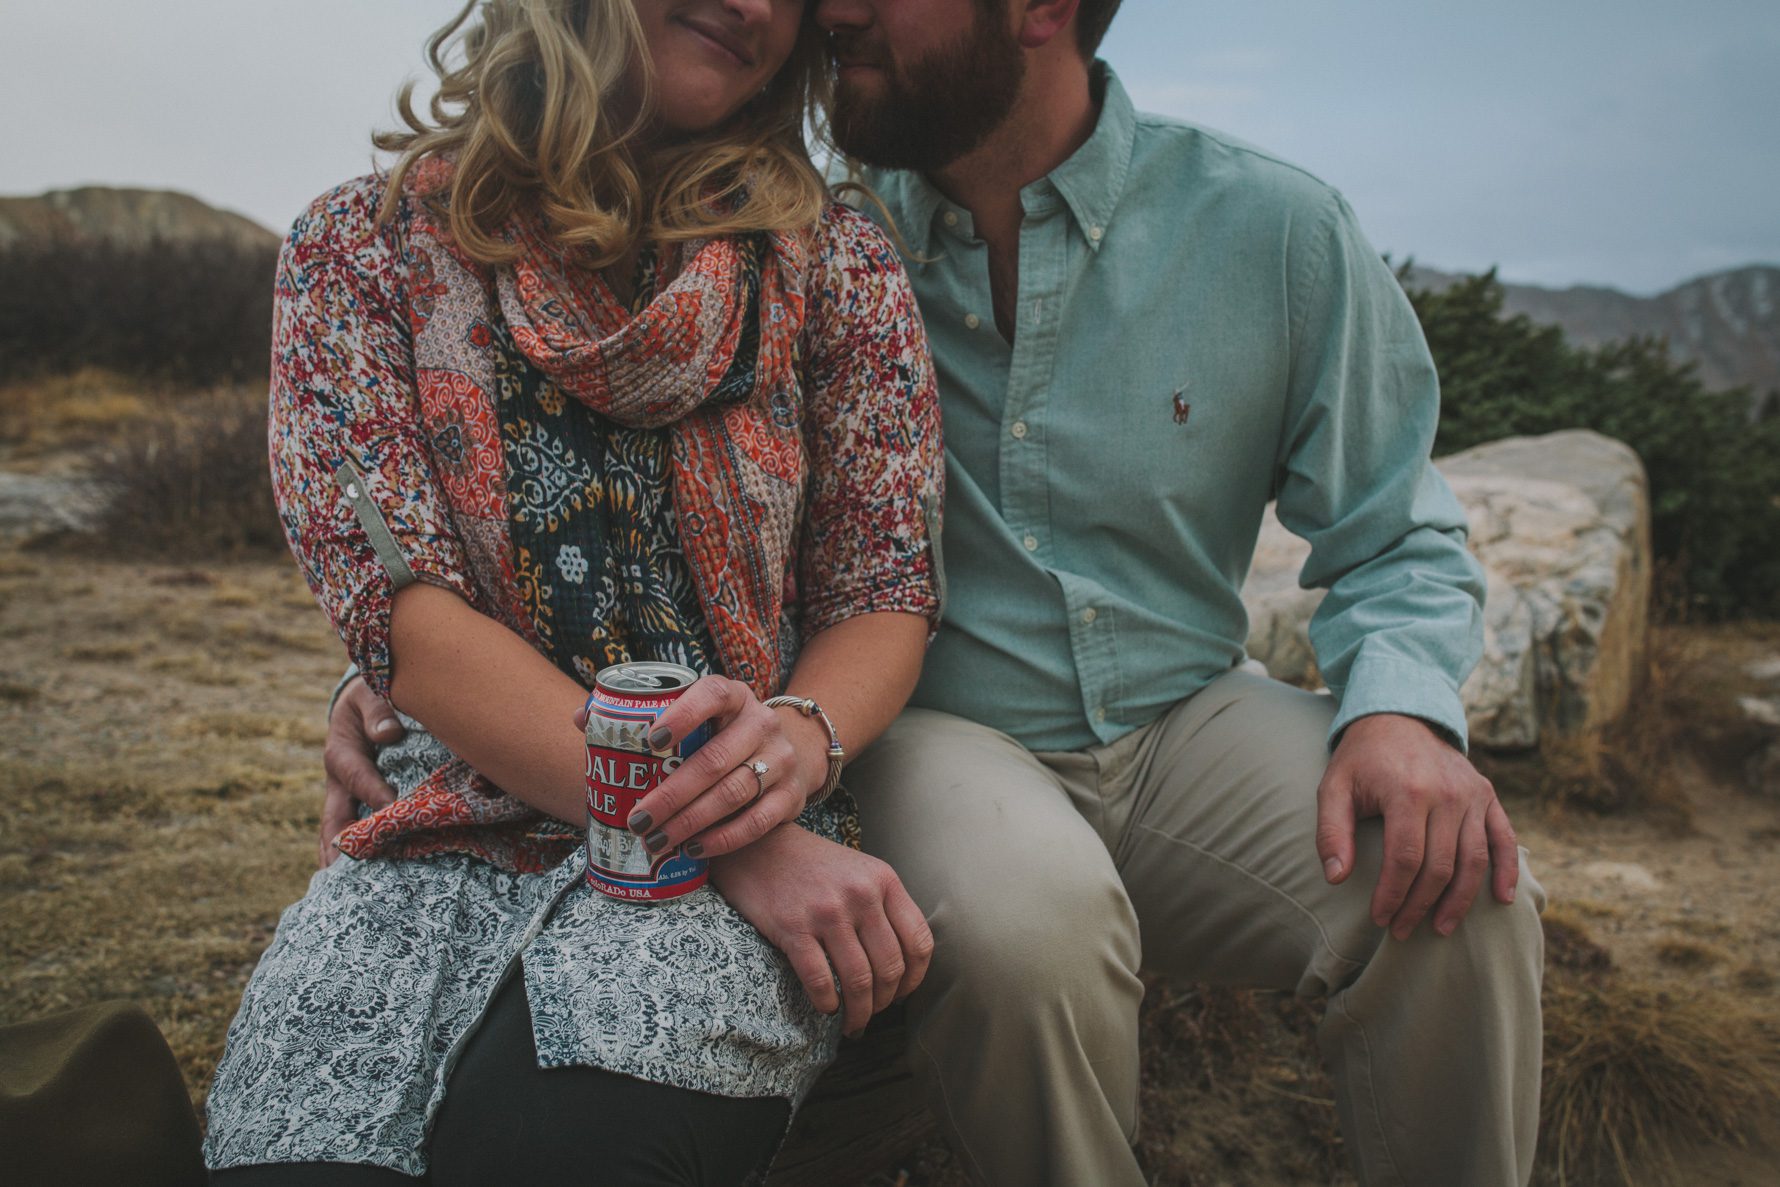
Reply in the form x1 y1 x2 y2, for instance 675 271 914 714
1406 268 1780 620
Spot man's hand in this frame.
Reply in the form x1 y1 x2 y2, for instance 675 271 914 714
710 824 934 1039
1315 713 1519 940
319 675 406 869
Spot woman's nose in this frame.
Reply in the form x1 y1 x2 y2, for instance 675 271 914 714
719 0 776 25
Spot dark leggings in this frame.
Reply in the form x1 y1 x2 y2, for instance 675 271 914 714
210 972 789 1187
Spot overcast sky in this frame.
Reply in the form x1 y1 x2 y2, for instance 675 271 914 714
4 0 1776 295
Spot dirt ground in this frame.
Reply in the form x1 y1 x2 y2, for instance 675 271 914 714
4 546 1779 1185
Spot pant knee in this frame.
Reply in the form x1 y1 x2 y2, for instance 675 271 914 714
925 865 1141 1015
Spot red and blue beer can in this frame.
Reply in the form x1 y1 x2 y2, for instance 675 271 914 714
584 662 713 903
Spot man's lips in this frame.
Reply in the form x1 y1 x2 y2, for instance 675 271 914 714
830 35 888 73
677 14 755 66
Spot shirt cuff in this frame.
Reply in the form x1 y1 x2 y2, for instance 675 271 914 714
327 664 363 721
1327 652 1470 754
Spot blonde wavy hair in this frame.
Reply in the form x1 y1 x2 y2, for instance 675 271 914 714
375 0 833 268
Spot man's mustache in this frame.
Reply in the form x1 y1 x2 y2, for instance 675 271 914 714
828 32 890 70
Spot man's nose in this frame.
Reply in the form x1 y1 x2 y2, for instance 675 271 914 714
815 0 873 33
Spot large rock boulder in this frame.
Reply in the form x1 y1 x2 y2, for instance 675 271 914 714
1241 430 1651 750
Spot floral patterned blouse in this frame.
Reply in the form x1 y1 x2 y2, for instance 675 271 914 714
267 174 944 872
202 178 943 1177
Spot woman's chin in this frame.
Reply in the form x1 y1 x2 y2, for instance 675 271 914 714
650 76 756 137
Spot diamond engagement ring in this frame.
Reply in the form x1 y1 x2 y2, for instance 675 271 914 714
746 760 770 797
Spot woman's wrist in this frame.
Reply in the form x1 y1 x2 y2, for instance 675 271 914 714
770 705 835 801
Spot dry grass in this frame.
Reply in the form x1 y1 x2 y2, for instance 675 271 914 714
1734 966 1775 994
1 373 285 559
0 368 159 459
77 389 284 560
0 553 345 1104
1543 908 1616 982
1135 983 1346 1186
1655 940 1728 970
5 549 1779 1187
1539 978 1780 1186
1479 625 1769 818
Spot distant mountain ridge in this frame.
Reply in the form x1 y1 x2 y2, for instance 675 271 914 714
1404 263 1780 405
2 186 1774 405
0 186 278 252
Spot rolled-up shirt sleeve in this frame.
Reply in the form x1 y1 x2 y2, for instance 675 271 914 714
269 181 480 699
1275 192 1485 750
794 204 945 639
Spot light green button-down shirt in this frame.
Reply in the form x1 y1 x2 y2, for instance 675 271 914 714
856 67 1484 753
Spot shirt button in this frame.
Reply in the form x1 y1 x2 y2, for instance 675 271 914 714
1088 225 1105 242
1081 608 1097 625
964 313 982 330
1094 707 1107 723
1011 420 1028 439
1022 534 1039 552
943 211 960 228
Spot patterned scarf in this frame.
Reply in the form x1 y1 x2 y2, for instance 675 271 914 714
415 159 813 697
488 198 810 695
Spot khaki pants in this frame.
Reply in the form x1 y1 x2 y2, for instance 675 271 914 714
847 669 1545 1187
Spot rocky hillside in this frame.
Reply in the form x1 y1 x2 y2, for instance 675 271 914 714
1406 263 1780 411
0 187 278 252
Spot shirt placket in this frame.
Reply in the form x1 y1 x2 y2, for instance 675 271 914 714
997 185 1065 571
996 185 1117 740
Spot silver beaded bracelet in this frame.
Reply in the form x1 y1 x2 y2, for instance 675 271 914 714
763 695 846 804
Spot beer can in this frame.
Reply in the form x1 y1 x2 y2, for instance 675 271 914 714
584 662 713 903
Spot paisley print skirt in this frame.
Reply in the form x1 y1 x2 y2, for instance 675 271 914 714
203 723 843 1177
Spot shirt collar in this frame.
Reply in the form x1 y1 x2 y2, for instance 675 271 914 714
1044 62 1137 253
882 62 1139 260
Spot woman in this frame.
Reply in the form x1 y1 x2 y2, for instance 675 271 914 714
203 0 942 1182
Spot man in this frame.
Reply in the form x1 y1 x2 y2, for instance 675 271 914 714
326 1 1545 1183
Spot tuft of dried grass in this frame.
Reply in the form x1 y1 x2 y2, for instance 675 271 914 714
0 368 158 458
1733 966 1774 994
1478 626 1743 818
1539 979 1780 1186
1135 982 1346 1185
60 641 144 663
1654 939 1727 971
1543 908 1615 982
74 389 285 561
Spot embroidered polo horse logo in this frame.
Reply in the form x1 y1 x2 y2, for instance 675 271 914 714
1171 388 1191 425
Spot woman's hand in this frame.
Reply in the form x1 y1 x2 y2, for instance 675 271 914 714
709 824 934 1037
576 675 829 860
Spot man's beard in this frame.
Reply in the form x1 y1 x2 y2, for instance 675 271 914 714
829 4 1025 172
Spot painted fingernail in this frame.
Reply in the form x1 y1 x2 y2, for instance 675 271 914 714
628 810 654 834
685 841 705 858
1323 857 1343 880
648 727 673 750
644 830 669 853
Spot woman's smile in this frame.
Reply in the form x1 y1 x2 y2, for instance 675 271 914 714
637 0 805 132
675 10 758 67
